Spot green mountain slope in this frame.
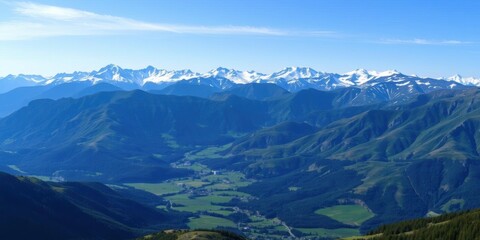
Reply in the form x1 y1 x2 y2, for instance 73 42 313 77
351 209 480 240
201 89 480 232
230 88 480 162
0 88 368 182
211 83 290 101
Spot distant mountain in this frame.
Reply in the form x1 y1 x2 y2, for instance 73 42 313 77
151 80 221 98
264 66 322 80
0 85 52 117
0 74 46 93
1 65 477 94
0 172 187 240
0 82 124 117
0 66 475 120
446 74 480 86
202 67 266 84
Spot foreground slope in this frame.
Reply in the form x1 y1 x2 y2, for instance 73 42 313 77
351 209 480 239
0 172 187 240
137 230 247 240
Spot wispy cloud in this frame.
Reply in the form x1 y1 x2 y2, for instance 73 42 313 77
0 2 334 40
378 38 473 45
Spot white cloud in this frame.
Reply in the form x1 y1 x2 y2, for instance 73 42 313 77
1 1 330 40
379 38 473 45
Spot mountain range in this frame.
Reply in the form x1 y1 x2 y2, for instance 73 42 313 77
0 65 476 118
2 65 479 93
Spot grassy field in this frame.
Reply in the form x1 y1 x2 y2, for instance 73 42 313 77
164 193 234 213
125 182 183 195
187 215 236 229
247 218 280 228
176 180 210 188
315 205 375 226
196 195 233 204
212 190 251 198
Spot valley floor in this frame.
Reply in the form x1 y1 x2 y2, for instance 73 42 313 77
123 145 372 239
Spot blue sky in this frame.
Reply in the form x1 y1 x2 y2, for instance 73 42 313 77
0 0 479 77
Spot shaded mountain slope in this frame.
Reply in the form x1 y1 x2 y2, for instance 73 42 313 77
150 80 221 98
229 121 317 154
211 83 290 101
200 89 480 232
229 88 480 162
0 88 380 182
0 172 187 240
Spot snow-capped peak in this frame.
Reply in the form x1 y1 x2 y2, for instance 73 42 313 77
2 65 479 95
376 69 401 77
1 74 47 83
203 67 266 84
205 67 235 78
98 64 122 74
339 69 403 85
447 74 463 82
141 68 200 84
264 67 321 81
447 74 480 86
341 69 376 85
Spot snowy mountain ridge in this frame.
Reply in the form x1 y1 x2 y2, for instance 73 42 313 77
0 65 478 93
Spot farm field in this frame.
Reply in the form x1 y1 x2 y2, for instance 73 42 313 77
315 204 375 226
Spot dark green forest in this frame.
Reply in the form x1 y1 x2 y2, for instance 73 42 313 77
355 209 480 240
